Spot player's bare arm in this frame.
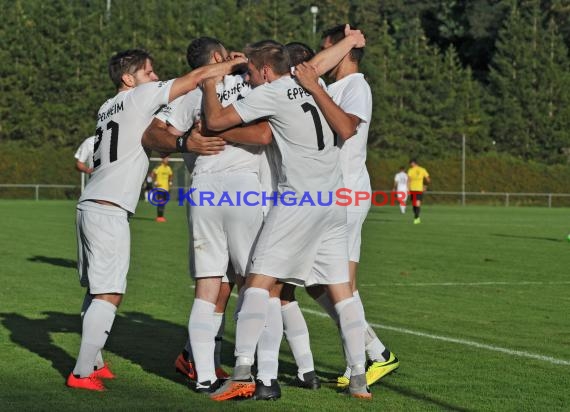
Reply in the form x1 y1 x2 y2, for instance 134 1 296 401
202 77 243 131
216 120 272 145
75 160 93 174
169 56 247 103
142 117 225 155
294 62 360 140
309 24 365 76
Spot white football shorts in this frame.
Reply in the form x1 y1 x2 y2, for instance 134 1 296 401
251 203 349 286
76 201 130 294
188 173 263 282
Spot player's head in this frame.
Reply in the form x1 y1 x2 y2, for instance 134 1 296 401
285 42 315 66
186 37 228 69
108 49 158 90
244 40 290 87
400 166 406 172
409 158 418 166
161 156 169 165
321 24 364 64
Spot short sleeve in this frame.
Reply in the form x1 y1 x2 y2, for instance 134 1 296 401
167 89 203 133
336 78 371 123
232 84 277 124
131 80 174 118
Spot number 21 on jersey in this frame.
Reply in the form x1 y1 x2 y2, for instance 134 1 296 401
93 120 119 168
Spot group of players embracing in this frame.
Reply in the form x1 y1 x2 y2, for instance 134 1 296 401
69 23 399 402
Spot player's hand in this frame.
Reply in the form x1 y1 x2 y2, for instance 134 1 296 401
85 168 94 175
187 127 225 155
227 53 248 73
344 24 365 48
228 51 246 61
294 62 320 93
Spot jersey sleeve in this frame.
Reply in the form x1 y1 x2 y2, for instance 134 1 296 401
74 137 92 162
336 78 372 123
132 80 174 118
232 84 277 124
167 89 203 133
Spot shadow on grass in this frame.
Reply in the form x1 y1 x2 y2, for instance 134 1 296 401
0 311 471 409
27 255 77 268
492 233 562 243
0 311 187 385
0 310 309 388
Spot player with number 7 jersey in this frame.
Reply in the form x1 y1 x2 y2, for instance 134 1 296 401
202 28 372 402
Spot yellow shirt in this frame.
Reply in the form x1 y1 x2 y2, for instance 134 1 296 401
153 164 173 190
407 166 429 192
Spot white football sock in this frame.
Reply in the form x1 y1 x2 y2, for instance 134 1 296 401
282 301 315 378
234 287 269 367
80 292 105 369
257 297 283 386
335 297 366 376
189 299 217 383
353 291 387 362
73 299 116 378
213 312 224 369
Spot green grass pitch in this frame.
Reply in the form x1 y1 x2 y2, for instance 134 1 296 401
0 200 568 411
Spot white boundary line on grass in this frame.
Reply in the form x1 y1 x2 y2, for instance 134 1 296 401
358 281 570 287
226 290 570 366
300 307 570 367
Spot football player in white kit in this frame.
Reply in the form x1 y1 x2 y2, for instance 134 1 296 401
294 24 400 389
202 28 372 402
69 48 246 391
394 166 409 214
144 37 271 395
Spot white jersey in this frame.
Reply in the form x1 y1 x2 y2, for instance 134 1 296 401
394 171 408 191
80 80 173 213
74 136 96 168
158 74 261 176
233 76 342 194
328 73 372 195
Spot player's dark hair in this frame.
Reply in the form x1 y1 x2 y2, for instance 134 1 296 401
322 24 364 63
186 37 226 69
108 49 153 89
244 40 290 76
285 42 315 65
409 158 417 165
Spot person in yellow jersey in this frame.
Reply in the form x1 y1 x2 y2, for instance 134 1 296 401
407 159 430 224
152 156 173 222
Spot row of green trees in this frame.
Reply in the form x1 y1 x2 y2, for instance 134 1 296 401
1 0 570 164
